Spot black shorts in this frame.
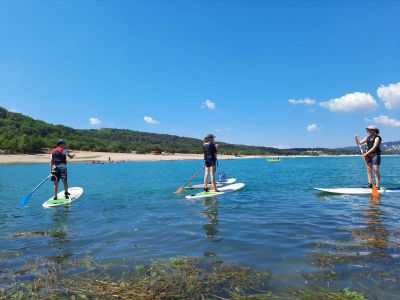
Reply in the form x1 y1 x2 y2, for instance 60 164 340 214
205 160 217 168
51 166 68 182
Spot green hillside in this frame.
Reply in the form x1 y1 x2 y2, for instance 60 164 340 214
0 107 356 155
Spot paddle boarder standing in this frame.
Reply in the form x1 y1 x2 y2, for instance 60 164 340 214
355 125 382 189
203 134 219 192
50 139 75 199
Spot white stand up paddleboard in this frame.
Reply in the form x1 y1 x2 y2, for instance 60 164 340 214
185 178 237 189
43 187 84 208
314 187 400 195
185 183 245 199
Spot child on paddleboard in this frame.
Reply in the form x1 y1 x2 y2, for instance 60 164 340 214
50 138 75 199
355 125 382 189
203 134 219 192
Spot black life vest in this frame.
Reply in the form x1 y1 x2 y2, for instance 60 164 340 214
52 146 67 165
366 134 381 154
203 142 217 161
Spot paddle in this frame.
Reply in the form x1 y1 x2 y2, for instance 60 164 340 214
175 165 205 194
354 137 379 199
19 174 52 206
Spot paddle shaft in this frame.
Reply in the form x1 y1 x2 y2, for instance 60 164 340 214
355 138 366 160
355 137 372 168
19 175 51 206
175 165 205 194
28 175 51 197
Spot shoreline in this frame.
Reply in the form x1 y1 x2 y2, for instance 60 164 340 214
2 151 396 164
0 151 245 164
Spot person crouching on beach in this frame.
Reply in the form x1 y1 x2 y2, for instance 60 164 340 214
50 138 75 199
203 134 219 192
355 125 382 189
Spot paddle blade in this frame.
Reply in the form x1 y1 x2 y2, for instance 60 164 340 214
174 165 205 194
372 185 380 199
19 194 31 207
174 186 184 194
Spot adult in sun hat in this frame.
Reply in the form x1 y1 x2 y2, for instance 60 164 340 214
355 125 382 189
50 138 75 200
203 134 219 192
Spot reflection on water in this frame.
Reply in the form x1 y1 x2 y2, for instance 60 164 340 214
202 197 219 240
50 207 70 241
47 207 73 264
354 197 389 249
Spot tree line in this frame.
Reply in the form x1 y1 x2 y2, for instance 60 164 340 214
0 107 358 155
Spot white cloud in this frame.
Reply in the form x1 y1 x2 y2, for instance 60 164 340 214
377 82 400 110
365 115 400 127
144 116 160 125
89 117 101 125
319 92 378 112
9 108 18 113
288 98 316 105
307 123 320 132
203 99 216 110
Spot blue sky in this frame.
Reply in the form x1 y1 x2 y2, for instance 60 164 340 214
1 0 399 148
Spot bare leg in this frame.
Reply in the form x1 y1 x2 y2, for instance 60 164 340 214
204 167 210 190
63 180 69 196
210 166 219 192
366 163 373 185
373 165 380 187
54 180 59 198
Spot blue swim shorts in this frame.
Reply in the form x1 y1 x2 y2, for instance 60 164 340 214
365 154 381 166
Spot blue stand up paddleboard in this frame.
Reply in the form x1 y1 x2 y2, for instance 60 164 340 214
43 187 84 208
185 183 245 199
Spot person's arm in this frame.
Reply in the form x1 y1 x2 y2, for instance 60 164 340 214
355 135 368 145
63 149 75 159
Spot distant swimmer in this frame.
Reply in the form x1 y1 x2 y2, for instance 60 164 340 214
355 125 382 190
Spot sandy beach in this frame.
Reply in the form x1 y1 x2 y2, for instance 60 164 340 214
0 151 242 164
0 152 367 164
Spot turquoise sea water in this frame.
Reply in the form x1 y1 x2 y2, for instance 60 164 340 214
1 156 400 298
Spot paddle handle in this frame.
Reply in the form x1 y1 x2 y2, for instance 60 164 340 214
354 136 362 151
355 136 365 156
355 136 368 165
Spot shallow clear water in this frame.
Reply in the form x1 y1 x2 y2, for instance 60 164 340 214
1 156 400 298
